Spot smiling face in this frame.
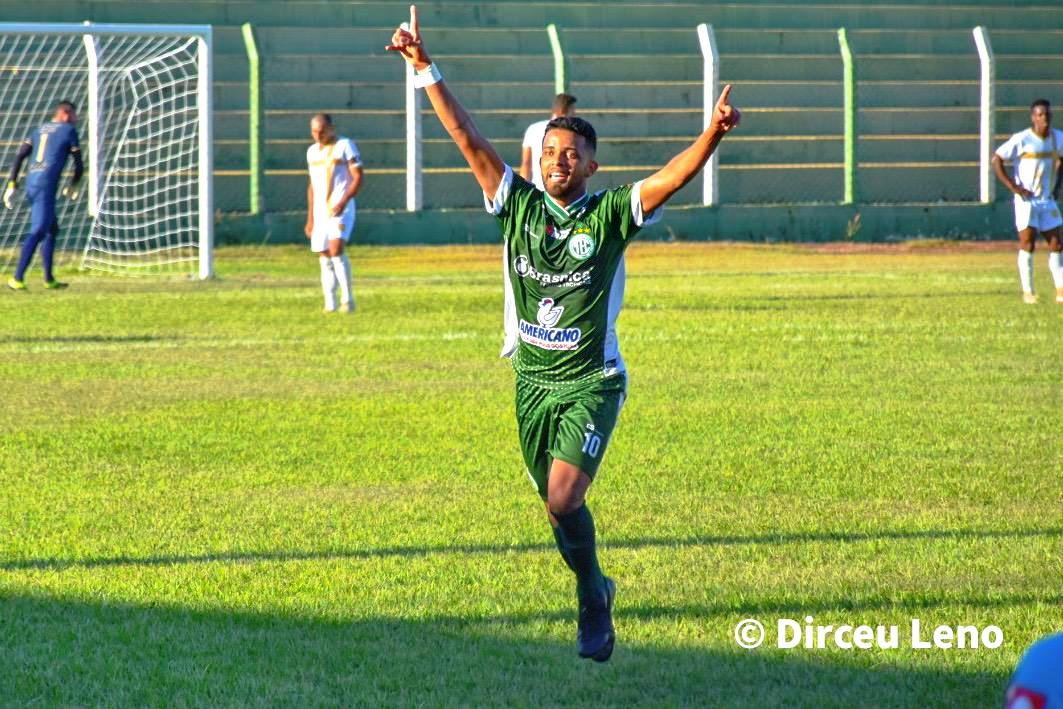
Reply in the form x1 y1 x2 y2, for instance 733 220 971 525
540 128 598 203
310 116 336 146
1031 104 1052 138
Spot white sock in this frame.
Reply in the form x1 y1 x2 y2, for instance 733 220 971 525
1018 249 1034 294
1049 251 1063 289
319 255 337 310
331 254 353 305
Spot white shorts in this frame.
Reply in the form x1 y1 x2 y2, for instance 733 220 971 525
310 207 355 252
1014 199 1063 233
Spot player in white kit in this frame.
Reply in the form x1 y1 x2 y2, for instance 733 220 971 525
306 113 363 313
992 99 1063 304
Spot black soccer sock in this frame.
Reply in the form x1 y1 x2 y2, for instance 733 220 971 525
551 524 576 573
554 504 606 605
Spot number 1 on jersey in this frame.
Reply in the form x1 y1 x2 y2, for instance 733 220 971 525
35 134 49 164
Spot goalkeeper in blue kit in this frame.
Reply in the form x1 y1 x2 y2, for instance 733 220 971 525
388 6 740 661
5 101 83 290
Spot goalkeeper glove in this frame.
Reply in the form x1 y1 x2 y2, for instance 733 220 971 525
3 181 16 210
62 183 81 202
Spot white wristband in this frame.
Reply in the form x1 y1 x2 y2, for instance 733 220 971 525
412 63 442 89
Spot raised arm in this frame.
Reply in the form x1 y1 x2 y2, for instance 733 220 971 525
638 85 741 214
387 5 506 197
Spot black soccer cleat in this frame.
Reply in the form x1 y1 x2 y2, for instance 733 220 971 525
577 576 616 662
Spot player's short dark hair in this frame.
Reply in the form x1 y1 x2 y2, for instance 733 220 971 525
545 116 597 153
312 112 333 126
55 100 76 114
1031 99 1051 112
553 93 577 115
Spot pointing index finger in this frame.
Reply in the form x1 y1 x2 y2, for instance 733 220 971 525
410 4 419 39
716 84 732 108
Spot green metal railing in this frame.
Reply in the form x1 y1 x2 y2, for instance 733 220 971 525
241 22 262 214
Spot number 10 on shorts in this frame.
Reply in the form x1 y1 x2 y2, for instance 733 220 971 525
582 431 602 458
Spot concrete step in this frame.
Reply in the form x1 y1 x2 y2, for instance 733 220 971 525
211 78 1062 119
242 27 553 55
213 107 872 141
213 81 558 111
247 168 713 211
563 29 1063 55
215 163 989 214
22 2 1063 31
859 165 979 203
212 26 1063 58
213 135 860 170
856 81 1063 109
856 107 1042 135
213 104 1020 141
215 131 1045 171
210 50 1062 88
858 137 979 163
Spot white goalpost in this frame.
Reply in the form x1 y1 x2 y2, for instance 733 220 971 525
0 22 213 278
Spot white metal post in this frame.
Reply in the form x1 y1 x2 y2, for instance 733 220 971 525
81 28 101 218
405 62 422 211
197 31 213 279
696 23 719 207
973 26 995 205
547 24 566 95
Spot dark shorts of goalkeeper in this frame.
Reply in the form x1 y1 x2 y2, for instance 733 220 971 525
515 372 627 500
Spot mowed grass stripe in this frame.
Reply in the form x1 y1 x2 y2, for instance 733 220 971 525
1 242 1060 706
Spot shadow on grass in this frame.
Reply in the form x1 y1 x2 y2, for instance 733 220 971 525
0 591 1008 706
3 525 1059 572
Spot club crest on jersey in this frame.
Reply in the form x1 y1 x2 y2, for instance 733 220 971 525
567 228 595 261
518 297 582 350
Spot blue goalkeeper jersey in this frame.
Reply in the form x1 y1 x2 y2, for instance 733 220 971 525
25 122 80 197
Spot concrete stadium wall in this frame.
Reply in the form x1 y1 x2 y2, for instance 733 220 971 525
217 201 1020 246
4 1 1060 241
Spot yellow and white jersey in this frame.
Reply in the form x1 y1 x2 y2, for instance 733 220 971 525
306 137 361 218
995 128 1063 204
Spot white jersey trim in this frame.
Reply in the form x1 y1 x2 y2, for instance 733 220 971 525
485 164 514 217
500 238 520 358
631 180 664 227
603 254 627 378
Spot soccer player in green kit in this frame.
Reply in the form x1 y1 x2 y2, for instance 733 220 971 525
388 6 740 662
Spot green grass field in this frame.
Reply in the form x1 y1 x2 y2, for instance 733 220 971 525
1 242 1060 707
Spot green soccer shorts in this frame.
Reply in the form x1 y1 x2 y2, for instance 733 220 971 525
514 373 628 499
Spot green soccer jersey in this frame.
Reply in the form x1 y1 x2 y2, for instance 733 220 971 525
487 167 661 384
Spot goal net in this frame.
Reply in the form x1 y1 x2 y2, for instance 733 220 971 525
0 23 212 278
